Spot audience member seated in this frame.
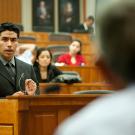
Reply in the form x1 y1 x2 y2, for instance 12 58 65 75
16 44 38 65
74 16 94 35
55 39 86 66
33 47 62 83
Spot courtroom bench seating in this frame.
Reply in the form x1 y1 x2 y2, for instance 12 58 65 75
20 32 91 44
39 82 114 94
19 32 97 66
57 66 109 83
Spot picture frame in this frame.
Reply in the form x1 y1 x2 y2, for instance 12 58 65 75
32 0 54 32
58 0 80 32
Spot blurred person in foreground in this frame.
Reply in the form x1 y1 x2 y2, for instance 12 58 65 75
54 1 135 135
0 22 39 97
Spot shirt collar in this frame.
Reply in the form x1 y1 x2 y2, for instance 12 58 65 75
0 56 15 66
83 23 88 31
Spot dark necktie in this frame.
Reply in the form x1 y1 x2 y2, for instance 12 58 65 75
6 63 16 83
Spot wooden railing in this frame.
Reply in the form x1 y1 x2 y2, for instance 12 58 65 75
57 66 108 83
0 94 108 135
39 82 114 94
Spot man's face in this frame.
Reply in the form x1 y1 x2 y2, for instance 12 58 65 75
87 19 94 27
0 30 18 61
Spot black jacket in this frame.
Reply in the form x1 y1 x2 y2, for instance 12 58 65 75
74 24 94 34
33 64 62 83
0 58 39 97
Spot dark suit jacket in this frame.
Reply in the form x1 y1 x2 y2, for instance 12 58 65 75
0 58 39 97
33 64 62 83
74 24 94 34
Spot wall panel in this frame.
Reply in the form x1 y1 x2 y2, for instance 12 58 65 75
0 0 21 23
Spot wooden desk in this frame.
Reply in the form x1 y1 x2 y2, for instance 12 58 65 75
58 66 108 83
0 95 105 135
39 83 113 94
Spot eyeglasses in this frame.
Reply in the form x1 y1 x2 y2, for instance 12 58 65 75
1 37 18 42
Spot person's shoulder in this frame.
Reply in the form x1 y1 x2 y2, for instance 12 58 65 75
77 54 83 57
55 86 135 135
49 64 60 71
58 53 69 59
33 63 39 71
15 58 32 67
62 53 69 56
76 54 84 59
49 64 56 69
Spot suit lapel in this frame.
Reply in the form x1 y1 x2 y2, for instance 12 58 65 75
0 61 15 85
15 58 25 90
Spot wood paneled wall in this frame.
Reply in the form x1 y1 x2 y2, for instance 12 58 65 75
0 0 21 23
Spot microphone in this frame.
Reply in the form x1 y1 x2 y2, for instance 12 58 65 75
44 84 61 94
18 73 25 93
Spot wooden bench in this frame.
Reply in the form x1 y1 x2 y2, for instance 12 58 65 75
39 82 114 94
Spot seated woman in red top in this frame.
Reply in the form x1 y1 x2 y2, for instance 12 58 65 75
56 39 85 66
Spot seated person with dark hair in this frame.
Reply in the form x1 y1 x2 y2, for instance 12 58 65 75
33 47 62 83
74 16 94 34
55 39 85 66
0 22 39 97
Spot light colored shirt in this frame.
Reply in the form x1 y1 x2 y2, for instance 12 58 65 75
55 84 135 135
16 50 32 65
83 23 89 31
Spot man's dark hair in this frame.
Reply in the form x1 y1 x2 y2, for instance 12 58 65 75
87 16 94 22
98 1 135 83
0 22 20 38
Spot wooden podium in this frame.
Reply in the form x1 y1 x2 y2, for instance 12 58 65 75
0 94 105 135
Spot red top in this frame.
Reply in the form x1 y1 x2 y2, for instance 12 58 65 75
57 53 85 66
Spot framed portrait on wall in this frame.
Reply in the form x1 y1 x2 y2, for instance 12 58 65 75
32 0 54 32
59 0 80 33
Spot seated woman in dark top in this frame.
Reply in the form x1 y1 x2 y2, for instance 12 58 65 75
33 47 62 83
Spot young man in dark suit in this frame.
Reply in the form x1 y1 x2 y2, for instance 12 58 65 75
0 22 39 97
74 16 94 34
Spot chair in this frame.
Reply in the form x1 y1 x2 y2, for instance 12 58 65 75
19 36 36 41
19 36 36 43
62 71 82 83
52 52 65 63
48 33 72 42
73 90 114 94
47 45 69 63
47 45 69 53
62 71 81 76
51 71 82 84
